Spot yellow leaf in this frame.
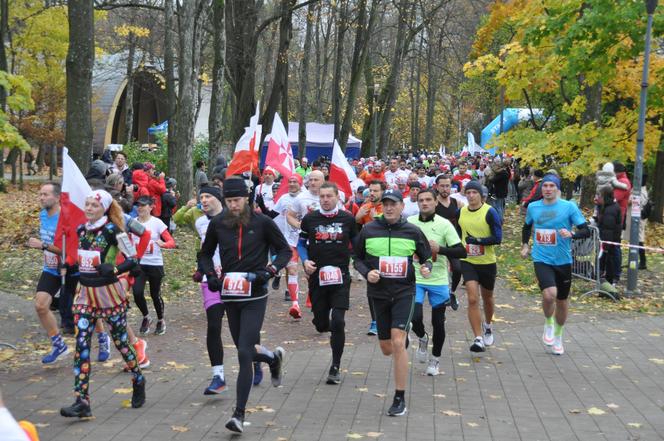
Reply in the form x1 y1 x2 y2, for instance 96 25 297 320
607 329 628 334
0 349 15 362
351 371 366 376
171 426 189 432
442 410 462 416
648 332 661 337
627 422 642 428
366 432 382 438
467 422 479 427
489 395 502 399
357 387 368 392
458 362 470 367
37 409 57 414
649 358 664 365
347 433 364 439
588 407 606 416
606 365 622 370
121 399 131 408
433 394 446 398
165 361 190 370
113 388 133 394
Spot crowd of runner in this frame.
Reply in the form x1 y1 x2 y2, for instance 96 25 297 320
16 148 651 436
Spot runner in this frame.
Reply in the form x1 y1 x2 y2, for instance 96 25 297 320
255 167 277 211
457 180 502 353
520 175 589 355
407 189 466 375
257 174 304 319
199 178 291 433
402 181 421 218
297 182 357 384
354 189 433 416
60 190 145 418
28 182 78 363
131 196 176 336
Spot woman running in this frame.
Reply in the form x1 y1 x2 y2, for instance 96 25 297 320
60 189 145 418
132 196 176 335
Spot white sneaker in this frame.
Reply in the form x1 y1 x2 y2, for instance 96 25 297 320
416 333 429 363
542 323 555 346
482 323 494 346
470 337 485 353
426 357 440 376
552 336 564 355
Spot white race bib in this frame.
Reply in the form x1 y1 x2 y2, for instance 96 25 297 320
221 272 252 297
466 244 485 257
44 251 60 270
78 249 101 274
535 229 557 246
319 265 343 286
378 256 408 279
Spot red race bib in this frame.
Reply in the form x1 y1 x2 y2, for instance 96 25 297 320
535 229 557 246
379 256 408 279
319 265 343 286
221 273 252 297
44 251 60 270
466 244 485 257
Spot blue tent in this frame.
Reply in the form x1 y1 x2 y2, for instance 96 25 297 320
148 120 168 135
480 108 542 155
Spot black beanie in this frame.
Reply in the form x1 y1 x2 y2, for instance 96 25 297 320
464 180 483 194
222 179 249 198
199 185 223 203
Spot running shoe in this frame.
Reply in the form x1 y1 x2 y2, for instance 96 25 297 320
450 293 459 311
60 398 92 418
131 377 146 408
42 342 68 364
284 290 291 302
470 337 486 353
289 303 302 319
552 336 564 355
253 361 263 385
426 357 440 376
482 323 494 346
154 320 166 335
272 275 281 290
225 408 245 433
97 333 111 362
367 321 377 336
387 396 407 416
270 347 285 387
204 375 227 395
139 316 152 335
305 293 312 309
542 324 555 346
326 365 341 385
134 339 150 369
416 333 429 363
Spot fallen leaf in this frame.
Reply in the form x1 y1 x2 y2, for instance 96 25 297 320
34 423 50 428
121 399 131 408
458 362 470 367
37 409 57 415
495 304 514 309
113 388 133 394
347 433 364 439
366 432 382 438
455 377 466 383
489 395 502 399
648 332 661 337
588 407 606 416
165 361 189 370
627 422 642 428
467 422 479 427
432 394 446 398
357 387 368 392
351 371 366 376
649 358 664 365
441 410 462 416
568 409 582 414
0 349 15 362
606 365 623 370
607 403 620 409
607 329 628 334
373 393 386 398
171 426 189 432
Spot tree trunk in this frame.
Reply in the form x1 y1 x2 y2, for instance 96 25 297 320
123 35 136 144
316 6 333 121
424 33 440 150
412 34 423 149
331 0 348 141
297 1 315 160
651 149 664 223
164 0 177 177
65 0 95 170
0 0 8 168
360 52 375 158
208 0 226 169
260 25 277 105
578 79 603 208
174 0 206 202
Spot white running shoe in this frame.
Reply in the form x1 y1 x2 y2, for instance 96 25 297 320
470 337 486 353
542 324 555 346
482 322 494 346
426 357 440 376
552 336 564 355
416 333 429 363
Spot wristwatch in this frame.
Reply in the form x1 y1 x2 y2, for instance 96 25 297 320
41 242 49 251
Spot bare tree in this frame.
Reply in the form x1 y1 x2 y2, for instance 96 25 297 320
297 1 316 159
208 0 227 167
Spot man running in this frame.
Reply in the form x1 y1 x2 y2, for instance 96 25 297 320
435 174 464 310
28 182 79 363
199 178 291 433
520 175 589 355
458 180 502 353
408 189 466 375
297 182 357 384
354 189 433 416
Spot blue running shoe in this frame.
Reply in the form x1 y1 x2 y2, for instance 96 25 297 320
252 362 263 386
204 375 226 395
42 342 68 364
97 333 111 362
367 321 377 336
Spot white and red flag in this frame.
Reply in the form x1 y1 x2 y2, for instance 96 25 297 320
226 102 262 177
55 147 92 265
264 112 295 201
329 139 358 202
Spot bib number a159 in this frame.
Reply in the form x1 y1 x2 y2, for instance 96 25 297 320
378 256 408 279
319 265 343 286
221 272 252 297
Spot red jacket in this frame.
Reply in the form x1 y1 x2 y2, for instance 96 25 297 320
147 176 167 216
132 170 151 199
614 171 632 222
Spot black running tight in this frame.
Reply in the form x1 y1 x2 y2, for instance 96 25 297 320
205 303 225 366
132 264 165 319
411 303 447 357
313 308 346 367
451 270 462 293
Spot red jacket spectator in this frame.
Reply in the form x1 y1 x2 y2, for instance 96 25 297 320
613 162 632 222
132 169 151 200
147 175 167 217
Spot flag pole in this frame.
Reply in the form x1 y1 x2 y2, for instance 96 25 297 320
61 232 66 287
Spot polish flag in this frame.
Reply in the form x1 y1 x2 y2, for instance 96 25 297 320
329 140 356 202
264 113 295 201
226 102 262 177
55 147 92 265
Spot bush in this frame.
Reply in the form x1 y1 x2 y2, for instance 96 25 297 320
121 133 209 177
0 178 6 193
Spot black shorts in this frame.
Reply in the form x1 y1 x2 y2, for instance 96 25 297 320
370 295 415 340
36 271 78 297
308 268 351 313
534 262 572 300
461 261 497 290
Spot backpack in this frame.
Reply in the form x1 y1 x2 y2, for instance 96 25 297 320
641 200 652 220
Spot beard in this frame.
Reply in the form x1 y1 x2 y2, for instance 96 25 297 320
221 204 251 228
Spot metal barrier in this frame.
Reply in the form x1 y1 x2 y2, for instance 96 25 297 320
571 225 617 301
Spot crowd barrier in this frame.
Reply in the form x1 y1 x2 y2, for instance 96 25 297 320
571 225 618 301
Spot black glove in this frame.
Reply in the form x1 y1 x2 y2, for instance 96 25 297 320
192 270 203 283
465 236 480 245
96 263 115 277
207 275 222 292
254 265 278 284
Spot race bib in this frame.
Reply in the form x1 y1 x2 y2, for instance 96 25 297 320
145 242 155 255
44 251 60 270
379 256 408 279
78 249 101 274
535 229 557 246
319 265 343 286
221 272 252 297
466 244 485 257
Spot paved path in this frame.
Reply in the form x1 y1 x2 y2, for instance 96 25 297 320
2 280 664 441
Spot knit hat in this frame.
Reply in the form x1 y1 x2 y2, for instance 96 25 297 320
464 180 483 194
541 174 561 189
223 179 249 198
199 185 223 203
88 189 113 211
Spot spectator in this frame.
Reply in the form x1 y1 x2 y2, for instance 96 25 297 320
160 178 178 232
522 169 544 210
595 187 622 294
195 160 209 193
517 168 533 204
612 161 632 223
110 152 133 186
85 159 110 189
141 162 167 217
624 173 649 270
487 157 510 221
211 154 227 176
131 162 151 201
295 157 312 177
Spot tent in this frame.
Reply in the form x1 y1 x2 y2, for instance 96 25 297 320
480 108 543 155
260 122 361 167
